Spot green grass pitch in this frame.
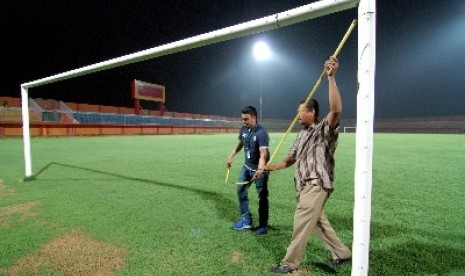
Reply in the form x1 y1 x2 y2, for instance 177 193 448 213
0 133 464 275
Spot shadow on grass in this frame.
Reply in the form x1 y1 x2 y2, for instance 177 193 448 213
31 162 237 223
368 240 465 275
331 214 465 275
368 222 465 275
311 262 338 274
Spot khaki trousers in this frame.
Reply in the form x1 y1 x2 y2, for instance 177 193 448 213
281 184 351 270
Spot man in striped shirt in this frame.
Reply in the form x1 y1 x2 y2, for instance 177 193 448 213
267 56 352 273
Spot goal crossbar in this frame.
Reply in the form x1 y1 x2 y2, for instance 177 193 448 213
22 0 358 89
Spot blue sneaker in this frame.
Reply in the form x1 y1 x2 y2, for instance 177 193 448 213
233 219 252 230
256 226 267 235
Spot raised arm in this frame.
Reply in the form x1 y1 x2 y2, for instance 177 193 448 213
325 56 342 129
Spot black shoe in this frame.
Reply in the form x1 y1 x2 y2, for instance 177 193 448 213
332 257 352 265
256 226 267 235
272 265 295 274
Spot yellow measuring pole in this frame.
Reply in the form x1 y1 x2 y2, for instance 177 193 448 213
267 19 357 165
225 168 230 183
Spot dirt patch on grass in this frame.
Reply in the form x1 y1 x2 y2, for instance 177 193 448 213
0 180 126 274
0 180 15 198
0 201 38 228
231 251 243 263
294 267 311 275
6 229 126 275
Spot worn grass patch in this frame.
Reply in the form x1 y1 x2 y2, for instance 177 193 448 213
0 180 15 198
5 229 126 275
0 201 38 228
0 180 38 228
0 179 127 275
230 250 243 263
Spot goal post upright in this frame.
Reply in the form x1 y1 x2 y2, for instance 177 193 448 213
352 0 376 275
21 85 33 178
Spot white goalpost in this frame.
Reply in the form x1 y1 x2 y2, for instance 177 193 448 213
20 0 375 275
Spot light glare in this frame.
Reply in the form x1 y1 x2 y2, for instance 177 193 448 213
253 41 271 61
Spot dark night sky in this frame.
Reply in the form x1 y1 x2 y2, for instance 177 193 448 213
2 0 465 120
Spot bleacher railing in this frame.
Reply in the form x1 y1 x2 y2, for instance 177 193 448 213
65 111 242 128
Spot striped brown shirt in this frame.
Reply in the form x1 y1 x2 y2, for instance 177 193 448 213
289 118 339 190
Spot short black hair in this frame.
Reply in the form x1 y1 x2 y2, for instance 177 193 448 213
300 99 319 118
241 106 257 118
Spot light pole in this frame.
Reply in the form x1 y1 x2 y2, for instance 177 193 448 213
253 41 271 121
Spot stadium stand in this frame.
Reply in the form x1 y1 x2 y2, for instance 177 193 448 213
0 96 244 136
0 107 41 122
1 96 464 136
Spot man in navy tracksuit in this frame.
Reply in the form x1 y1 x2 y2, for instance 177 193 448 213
226 106 270 235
